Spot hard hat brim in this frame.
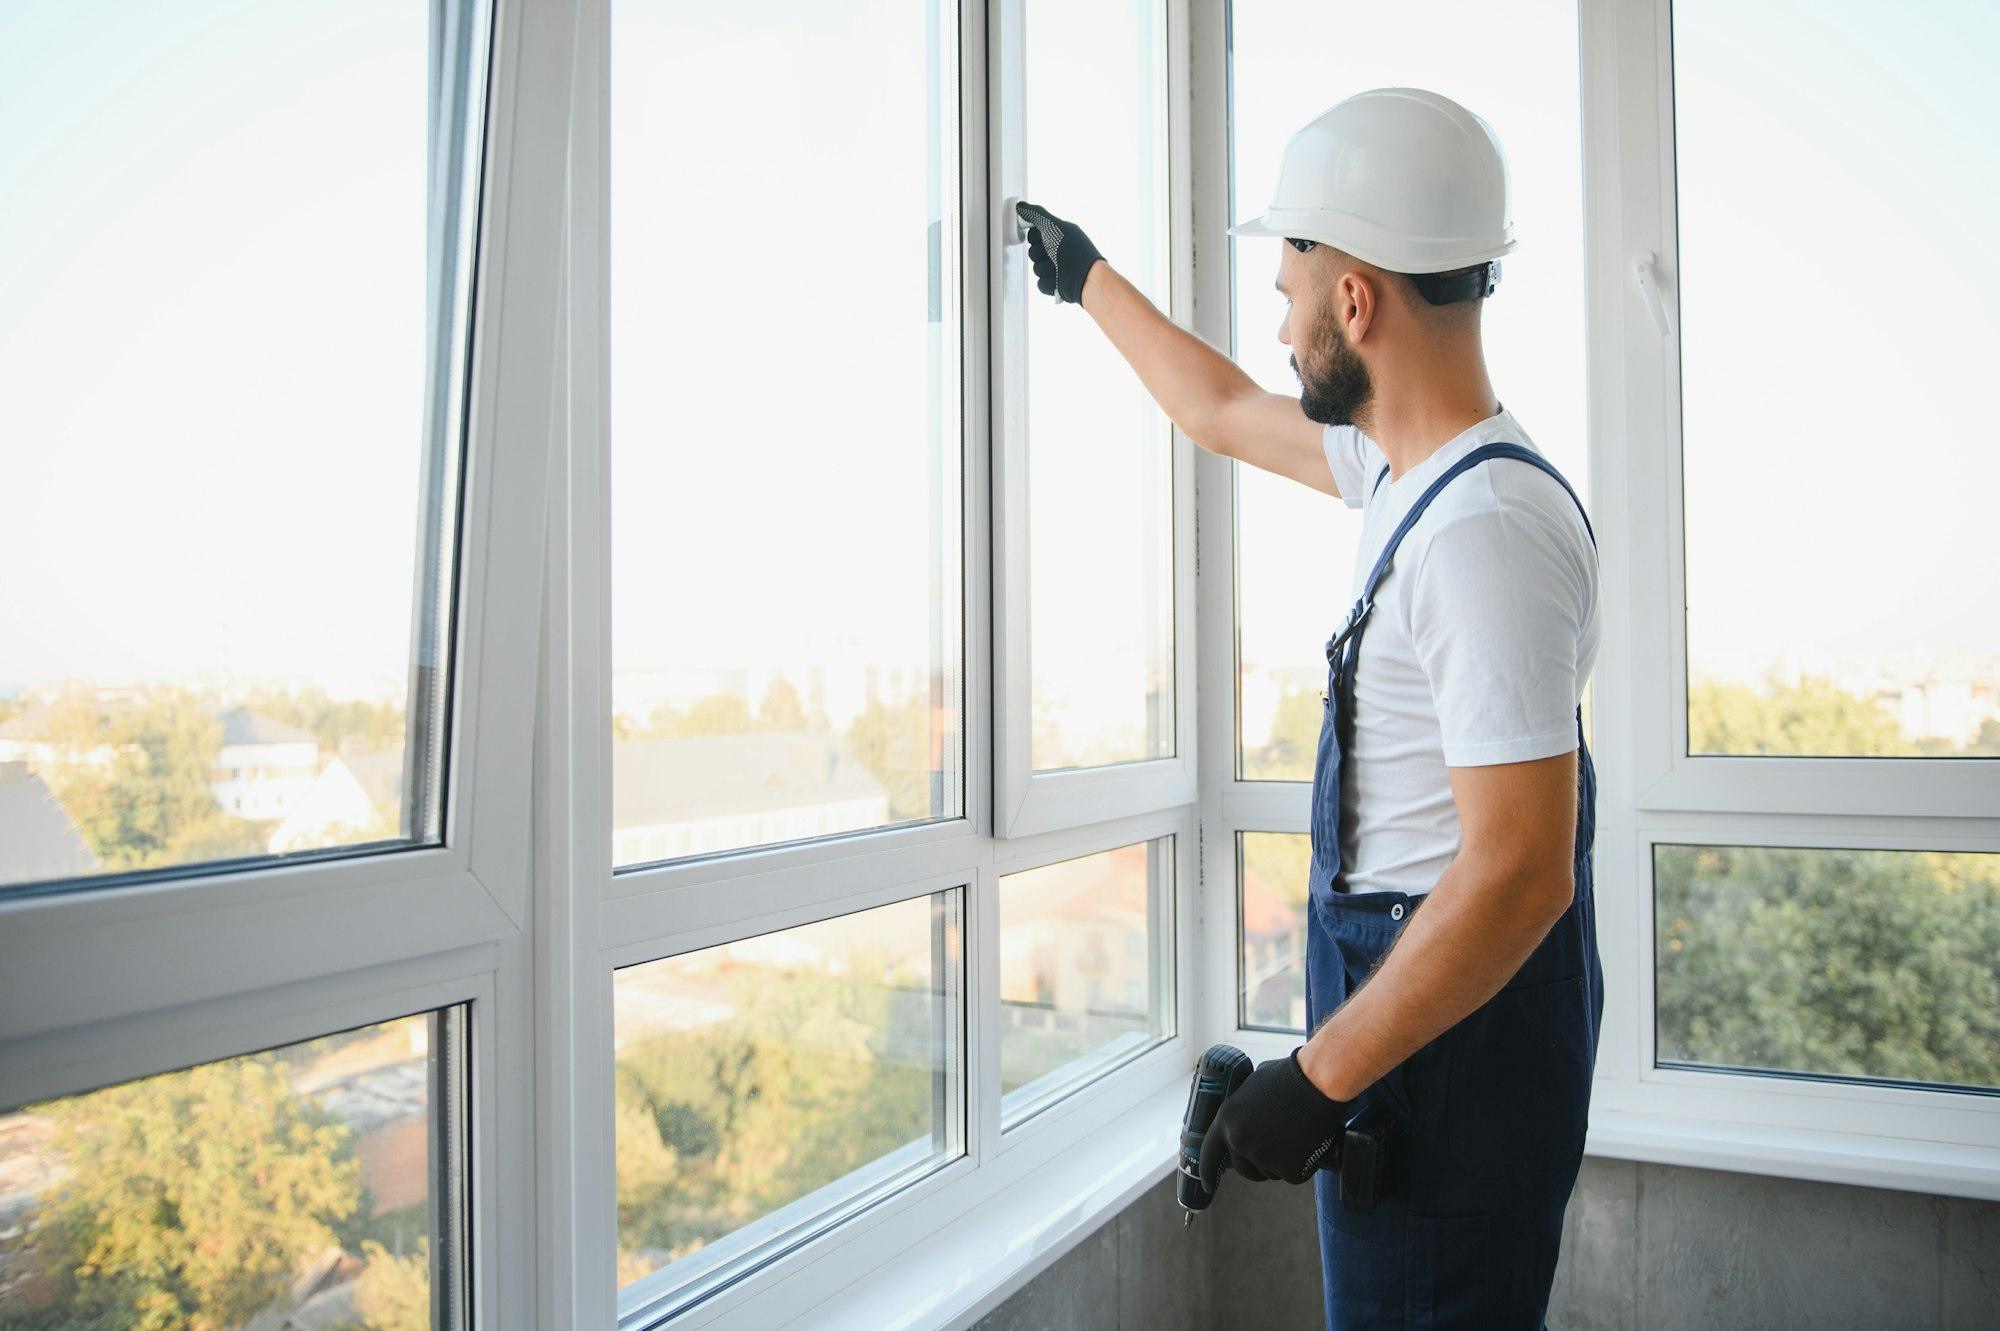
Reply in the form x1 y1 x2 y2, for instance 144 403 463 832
1227 209 1515 274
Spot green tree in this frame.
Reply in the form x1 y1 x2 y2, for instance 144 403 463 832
633 692 754 739
843 689 940 822
1688 675 1908 756
1 1056 362 1331
1246 682 1323 782
346 1238 430 1331
1663 676 2000 1088
39 688 263 872
239 686 405 756
1657 845 2000 1087
755 677 809 731
613 956 932 1272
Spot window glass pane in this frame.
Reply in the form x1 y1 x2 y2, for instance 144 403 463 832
1655 844 2000 1092
1228 0 1588 780
1023 0 1173 772
610 0 964 868
0 2 485 892
1238 831 1309 1033
0 1009 465 1326
1675 3 2000 757
614 891 963 1317
999 837 1173 1125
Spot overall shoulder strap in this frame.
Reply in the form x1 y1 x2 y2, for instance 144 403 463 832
1360 442 1594 599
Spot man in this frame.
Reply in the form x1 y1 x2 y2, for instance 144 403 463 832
1016 87 1601 1328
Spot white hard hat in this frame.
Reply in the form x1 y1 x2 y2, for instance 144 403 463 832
1229 87 1515 277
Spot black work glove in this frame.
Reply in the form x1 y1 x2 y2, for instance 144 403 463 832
1015 199 1104 305
1197 1048 1353 1188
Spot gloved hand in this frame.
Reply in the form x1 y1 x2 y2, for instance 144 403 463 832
1015 199 1104 305
1197 1047 1353 1188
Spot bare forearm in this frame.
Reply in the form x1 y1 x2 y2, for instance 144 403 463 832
1077 261 1259 454
1297 858 1567 1102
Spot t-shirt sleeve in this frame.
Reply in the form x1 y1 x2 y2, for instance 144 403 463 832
1407 504 1587 766
1322 425 1385 509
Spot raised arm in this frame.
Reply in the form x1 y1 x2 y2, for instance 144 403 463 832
1016 200 1342 500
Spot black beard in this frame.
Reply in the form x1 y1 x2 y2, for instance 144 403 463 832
1292 317 1374 427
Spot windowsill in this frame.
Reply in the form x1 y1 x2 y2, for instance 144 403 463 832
804 1079 1186 1331
1585 1107 2000 1201
792 1078 1998 1330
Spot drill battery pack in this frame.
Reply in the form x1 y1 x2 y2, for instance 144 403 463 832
1338 1102 1396 1214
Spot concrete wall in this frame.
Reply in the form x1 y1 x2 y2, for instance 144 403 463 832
970 1159 2000 1330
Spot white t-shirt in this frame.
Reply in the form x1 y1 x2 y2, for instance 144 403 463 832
1321 409 1599 897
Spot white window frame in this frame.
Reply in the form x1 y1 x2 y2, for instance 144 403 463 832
1580 0 2000 1196
988 0 1201 839
542 2 1202 1327
0 0 581 1322
1206 0 2000 1204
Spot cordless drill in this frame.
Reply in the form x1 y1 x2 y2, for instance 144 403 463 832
1175 1043 1396 1224
1177 1043 1253 1224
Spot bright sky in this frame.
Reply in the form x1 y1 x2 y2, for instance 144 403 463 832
0 0 426 700
5 0 1992 713
1675 0 2000 680
611 0 951 691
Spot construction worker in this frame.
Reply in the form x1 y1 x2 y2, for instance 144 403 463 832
1017 87 1601 1329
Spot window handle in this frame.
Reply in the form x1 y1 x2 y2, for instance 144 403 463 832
1633 251 1675 337
1002 194 1028 246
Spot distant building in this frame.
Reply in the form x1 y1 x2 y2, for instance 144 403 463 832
0 706 125 774
998 842 1154 1023
268 740 405 853
210 708 319 821
612 731 890 866
1241 878 1307 1031
1877 675 2000 746
270 762 374 852
0 761 99 885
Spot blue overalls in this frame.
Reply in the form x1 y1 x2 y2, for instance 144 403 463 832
1304 442 1603 1330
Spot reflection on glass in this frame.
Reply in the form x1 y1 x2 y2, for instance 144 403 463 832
999 837 1173 1122
610 0 964 867
1228 1 1588 780
1655 844 2000 1092
613 892 962 1311
1023 0 1174 772
1238 831 1309 1033
1675 2 2000 757
0 1010 459 1327
0 0 483 890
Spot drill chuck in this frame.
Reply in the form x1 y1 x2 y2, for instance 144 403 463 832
1176 1043 1254 1216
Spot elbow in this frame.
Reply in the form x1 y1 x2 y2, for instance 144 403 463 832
1523 860 1575 933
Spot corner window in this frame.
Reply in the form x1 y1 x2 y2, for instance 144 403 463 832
0 0 488 892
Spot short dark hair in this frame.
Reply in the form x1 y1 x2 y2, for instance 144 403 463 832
1285 237 1495 307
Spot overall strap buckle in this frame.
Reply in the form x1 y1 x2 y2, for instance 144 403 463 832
1325 595 1375 663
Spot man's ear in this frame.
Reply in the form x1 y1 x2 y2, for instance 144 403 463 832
1338 268 1379 343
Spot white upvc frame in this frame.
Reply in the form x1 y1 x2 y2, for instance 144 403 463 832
539 2 1205 1327
989 0 1201 840
0 0 580 1323
1597 0 2000 824
1579 0 2000 1198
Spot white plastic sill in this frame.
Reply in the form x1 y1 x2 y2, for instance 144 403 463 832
799 1079 1186 1331
1585 1107 2000 1202
788 1077 1998 1330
